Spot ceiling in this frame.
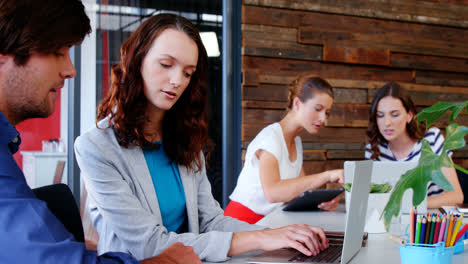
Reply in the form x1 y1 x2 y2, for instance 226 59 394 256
106 0 222 15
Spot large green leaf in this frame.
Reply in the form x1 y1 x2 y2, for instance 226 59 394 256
381 141 443 230
443 123 468 153
382 101 468 230
416 102 468 127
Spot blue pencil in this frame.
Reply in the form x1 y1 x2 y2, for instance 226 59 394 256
420 216 427 244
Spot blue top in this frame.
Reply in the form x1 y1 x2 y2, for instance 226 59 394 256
0 111 139 264
143 142 187 233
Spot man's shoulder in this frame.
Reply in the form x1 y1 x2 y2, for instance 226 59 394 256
0 144 20 176
0 111 19 145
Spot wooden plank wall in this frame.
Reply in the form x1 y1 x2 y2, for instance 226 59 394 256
241 0 468 174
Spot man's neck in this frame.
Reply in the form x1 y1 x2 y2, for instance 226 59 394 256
0 107 18 126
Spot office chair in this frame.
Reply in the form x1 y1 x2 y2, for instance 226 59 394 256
32 183 85 243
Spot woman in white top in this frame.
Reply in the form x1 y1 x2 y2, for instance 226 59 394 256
365 82 463 208
225 76 344 224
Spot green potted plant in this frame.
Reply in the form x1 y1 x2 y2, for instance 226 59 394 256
382 101 468 230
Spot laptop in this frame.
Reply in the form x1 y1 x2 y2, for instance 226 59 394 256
247 160 373 264
345 161 427 215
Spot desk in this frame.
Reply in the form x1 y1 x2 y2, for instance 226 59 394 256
205 205 468 263
21 151 67 188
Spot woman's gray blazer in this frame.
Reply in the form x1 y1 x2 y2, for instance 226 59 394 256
74 118 264 262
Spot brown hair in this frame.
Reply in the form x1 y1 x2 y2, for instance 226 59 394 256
0 0 91 65
367 82 425 159
97 13 209 171
287 75 334 110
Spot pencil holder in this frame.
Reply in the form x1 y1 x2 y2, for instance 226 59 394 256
399 241 454 264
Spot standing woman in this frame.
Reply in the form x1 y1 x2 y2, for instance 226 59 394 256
75 14 329 262
225 76 344 224
365 82 463 208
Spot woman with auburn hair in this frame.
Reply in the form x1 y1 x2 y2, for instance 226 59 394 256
225 76 344 224
75 14 329 262
365 82 463 208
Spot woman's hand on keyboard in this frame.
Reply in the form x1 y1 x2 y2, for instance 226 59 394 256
257 224 329 256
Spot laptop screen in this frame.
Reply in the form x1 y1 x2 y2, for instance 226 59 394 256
345 161 426 215
341 160 373 264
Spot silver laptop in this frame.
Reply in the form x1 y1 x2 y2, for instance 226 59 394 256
345 161 427 215
247 160 373 264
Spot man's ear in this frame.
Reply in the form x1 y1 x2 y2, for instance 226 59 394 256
0 53 12 67
0 54 15 76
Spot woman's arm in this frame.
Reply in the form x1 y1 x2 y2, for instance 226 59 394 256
75 133 242 262
427 165 464 208
228 224 328 257
259 150 343 203
194 160 330 258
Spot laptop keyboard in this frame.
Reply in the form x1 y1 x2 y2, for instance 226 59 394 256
288 244 342 263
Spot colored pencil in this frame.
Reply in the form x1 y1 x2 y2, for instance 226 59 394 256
415 216 422 244
453 223 468 246
424 215 432 244
410 207 415 244
413 208 417 234
433 216 441 244
420 217 427 245
438 216 447 243
450 215 463 247
446 214 454 247
444 215 450 243
428 215 436 244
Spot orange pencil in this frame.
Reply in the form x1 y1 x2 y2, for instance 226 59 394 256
410 207 415 244
450 214 463 247
446 214 454 247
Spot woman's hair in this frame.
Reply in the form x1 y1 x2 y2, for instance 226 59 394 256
0 0 91 65
367 82 425 159
287 75 334 110
97 13 209 171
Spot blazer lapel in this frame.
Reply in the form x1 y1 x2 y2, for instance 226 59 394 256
123 145 162 221
179 164 199 233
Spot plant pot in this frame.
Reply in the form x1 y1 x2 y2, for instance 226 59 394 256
345 192 391 233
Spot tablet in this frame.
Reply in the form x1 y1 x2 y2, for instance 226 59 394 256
282 188 344 211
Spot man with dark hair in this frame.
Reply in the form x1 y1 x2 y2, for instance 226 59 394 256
0 1 201 263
